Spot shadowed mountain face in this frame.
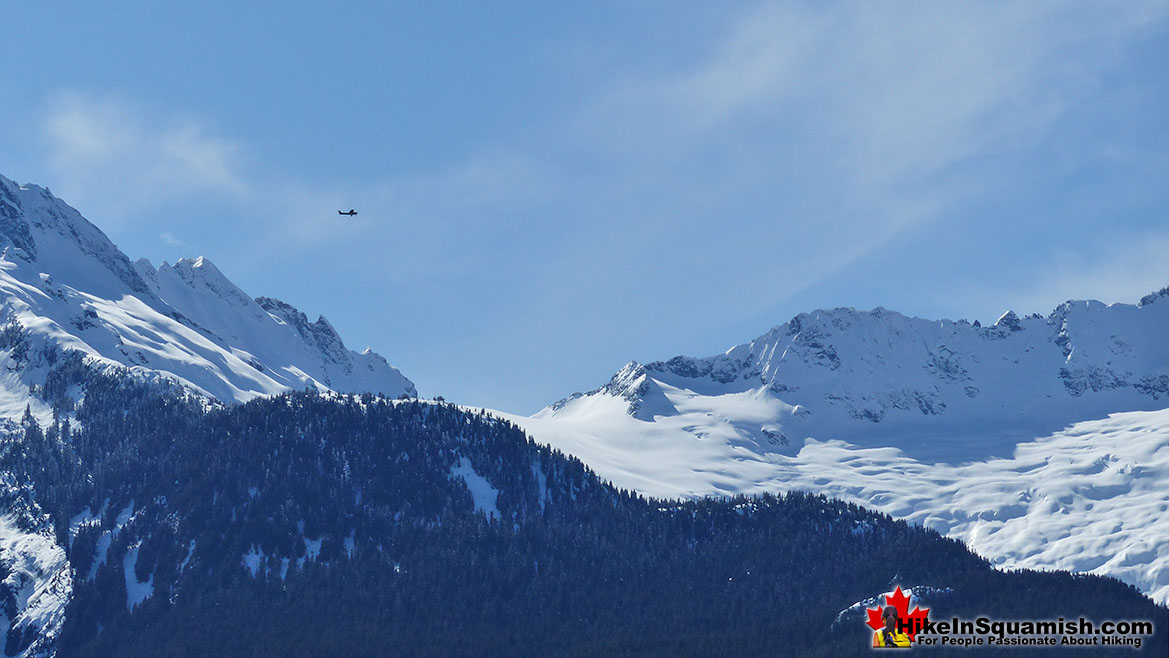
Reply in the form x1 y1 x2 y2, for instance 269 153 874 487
0 377 1164 658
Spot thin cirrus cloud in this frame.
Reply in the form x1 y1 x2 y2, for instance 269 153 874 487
37 91 356 263
36 90 556 260
551 1 1169 322
41 91 250 226
159 232 186 247
983 231 1169 319
583 1 1165 210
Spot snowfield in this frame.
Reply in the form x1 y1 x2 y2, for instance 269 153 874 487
503 404 1169 604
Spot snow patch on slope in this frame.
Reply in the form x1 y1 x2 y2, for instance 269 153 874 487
85 500 135 582
123 543 153 610
451 457 500 518
242 545 264 578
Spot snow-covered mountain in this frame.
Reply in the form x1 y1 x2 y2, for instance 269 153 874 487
0 174 417 656
501 295 1169 602
0 173 415 421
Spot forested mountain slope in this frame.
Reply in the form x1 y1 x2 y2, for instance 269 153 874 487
0 374 1163 657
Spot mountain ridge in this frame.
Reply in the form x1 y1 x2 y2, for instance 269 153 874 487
543 291 1168 451
0 174 415 415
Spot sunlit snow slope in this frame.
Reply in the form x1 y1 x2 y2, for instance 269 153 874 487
501 297 1169 603
0 174 415 416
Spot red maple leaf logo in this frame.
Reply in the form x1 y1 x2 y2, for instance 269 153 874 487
866 586 930 642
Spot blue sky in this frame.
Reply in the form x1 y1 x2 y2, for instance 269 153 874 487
2 1 1167 413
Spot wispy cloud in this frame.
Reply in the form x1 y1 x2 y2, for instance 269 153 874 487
591 1 1165 200
37 90 561 270
972 230 1169 318
159 231 186 247
42 91 249 224
553 1 1169 320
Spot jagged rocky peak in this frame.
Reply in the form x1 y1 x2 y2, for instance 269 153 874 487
546 361 674 419
604 362 651 401
172 255 225 280
133 257 160 289
162 256 254 309
0 177 37 260
256 296 348 363
257 296 339 341
549 288 1169 429
0 173 418 405
993 310 1022 331
1140 286 1169 307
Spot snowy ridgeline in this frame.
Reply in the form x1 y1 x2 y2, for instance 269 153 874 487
541 296 1169 459
0 173 415 422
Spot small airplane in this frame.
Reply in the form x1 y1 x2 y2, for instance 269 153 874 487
338 209 358 217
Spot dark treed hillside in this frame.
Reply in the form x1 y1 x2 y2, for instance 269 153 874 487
0 370 1165 657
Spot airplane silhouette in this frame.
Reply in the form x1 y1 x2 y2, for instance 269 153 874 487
338 209 358 216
